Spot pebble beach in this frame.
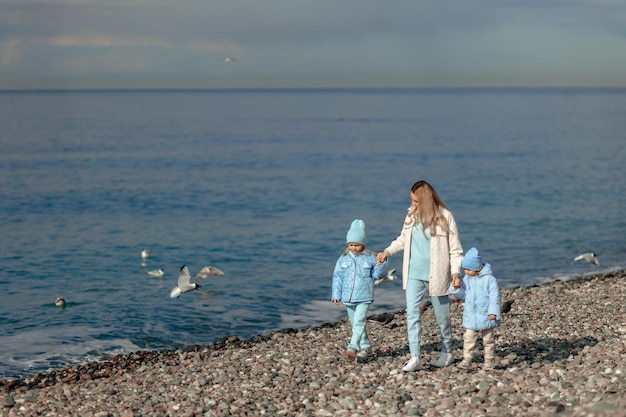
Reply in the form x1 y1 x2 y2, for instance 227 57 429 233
2 270 625 417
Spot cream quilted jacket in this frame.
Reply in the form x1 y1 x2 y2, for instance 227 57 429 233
384 207 464 296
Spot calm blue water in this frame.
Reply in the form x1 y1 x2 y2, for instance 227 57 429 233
1 88 625 380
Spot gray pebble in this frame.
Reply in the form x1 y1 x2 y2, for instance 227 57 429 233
1 397 14 408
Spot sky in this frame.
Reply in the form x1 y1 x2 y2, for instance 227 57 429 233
1 0 625 89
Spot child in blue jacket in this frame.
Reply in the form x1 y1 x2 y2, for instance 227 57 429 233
450 247 501 370
332 219 388 361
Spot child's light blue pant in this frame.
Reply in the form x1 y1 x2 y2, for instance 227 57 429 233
405 279 452 357
345 302 371 351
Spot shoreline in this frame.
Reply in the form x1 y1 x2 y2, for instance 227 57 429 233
2 270 626 416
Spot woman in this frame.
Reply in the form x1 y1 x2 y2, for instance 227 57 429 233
377 180 463 371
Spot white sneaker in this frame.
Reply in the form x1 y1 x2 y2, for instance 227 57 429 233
434 352 454 368
402 356 423 372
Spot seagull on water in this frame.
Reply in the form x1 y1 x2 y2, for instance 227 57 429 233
55 297 66 308
573 252 599 265
141 248 151 260
170 265 201 299
147 268 165 278
195 265 225 282
374 269 398 286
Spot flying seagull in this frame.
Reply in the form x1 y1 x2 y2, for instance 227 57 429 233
374 269 398 286
573 252 599 265
222 57 238 62
170 265 201 299
55 297 66 308
195 265 225 282
147 268 165 278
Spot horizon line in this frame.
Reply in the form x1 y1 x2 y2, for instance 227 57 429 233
2 86 626 93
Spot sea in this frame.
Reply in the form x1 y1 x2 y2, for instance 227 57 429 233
1 88 625 380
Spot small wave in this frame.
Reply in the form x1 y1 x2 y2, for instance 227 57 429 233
505 264 625 288
0 325 141 380
280 284 405 329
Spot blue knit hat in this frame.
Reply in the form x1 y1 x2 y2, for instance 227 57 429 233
462 247 484 271
346 219 367 245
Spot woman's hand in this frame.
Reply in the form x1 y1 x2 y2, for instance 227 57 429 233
333 299 340 305
488 314 496 321
451 275 461 289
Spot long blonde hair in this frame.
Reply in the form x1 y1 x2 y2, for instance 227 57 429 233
405 180 450 236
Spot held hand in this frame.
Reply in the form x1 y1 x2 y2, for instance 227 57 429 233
452 275 461 289
488 314 496 321
333 299 340 305
376 252 389 264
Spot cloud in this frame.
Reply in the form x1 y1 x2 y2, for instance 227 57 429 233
45 35 162 48
0 39 21 67
0 0 625 87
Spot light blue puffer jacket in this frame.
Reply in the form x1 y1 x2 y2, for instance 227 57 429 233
332 250 388 304
449 262 501 330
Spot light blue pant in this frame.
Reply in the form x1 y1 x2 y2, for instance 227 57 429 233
406 279 452 357
345 302 371 351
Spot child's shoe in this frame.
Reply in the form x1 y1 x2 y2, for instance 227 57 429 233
402 356 423 372
356 347 373 358
346 349 357 361
457 359 472 369
483 361 495 370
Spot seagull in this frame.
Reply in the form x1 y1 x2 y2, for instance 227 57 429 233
55 297 66 308
195 265 225 282
501 299 515 314
170 265 201 299
222 57 238 62
573 252 599 265
374 269 397 286
147 268 165 278
141 248 151 260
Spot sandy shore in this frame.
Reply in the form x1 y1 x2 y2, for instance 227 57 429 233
2 270 626 417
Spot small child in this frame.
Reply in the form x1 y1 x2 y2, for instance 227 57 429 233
450 247 501 370
332 219 388 361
